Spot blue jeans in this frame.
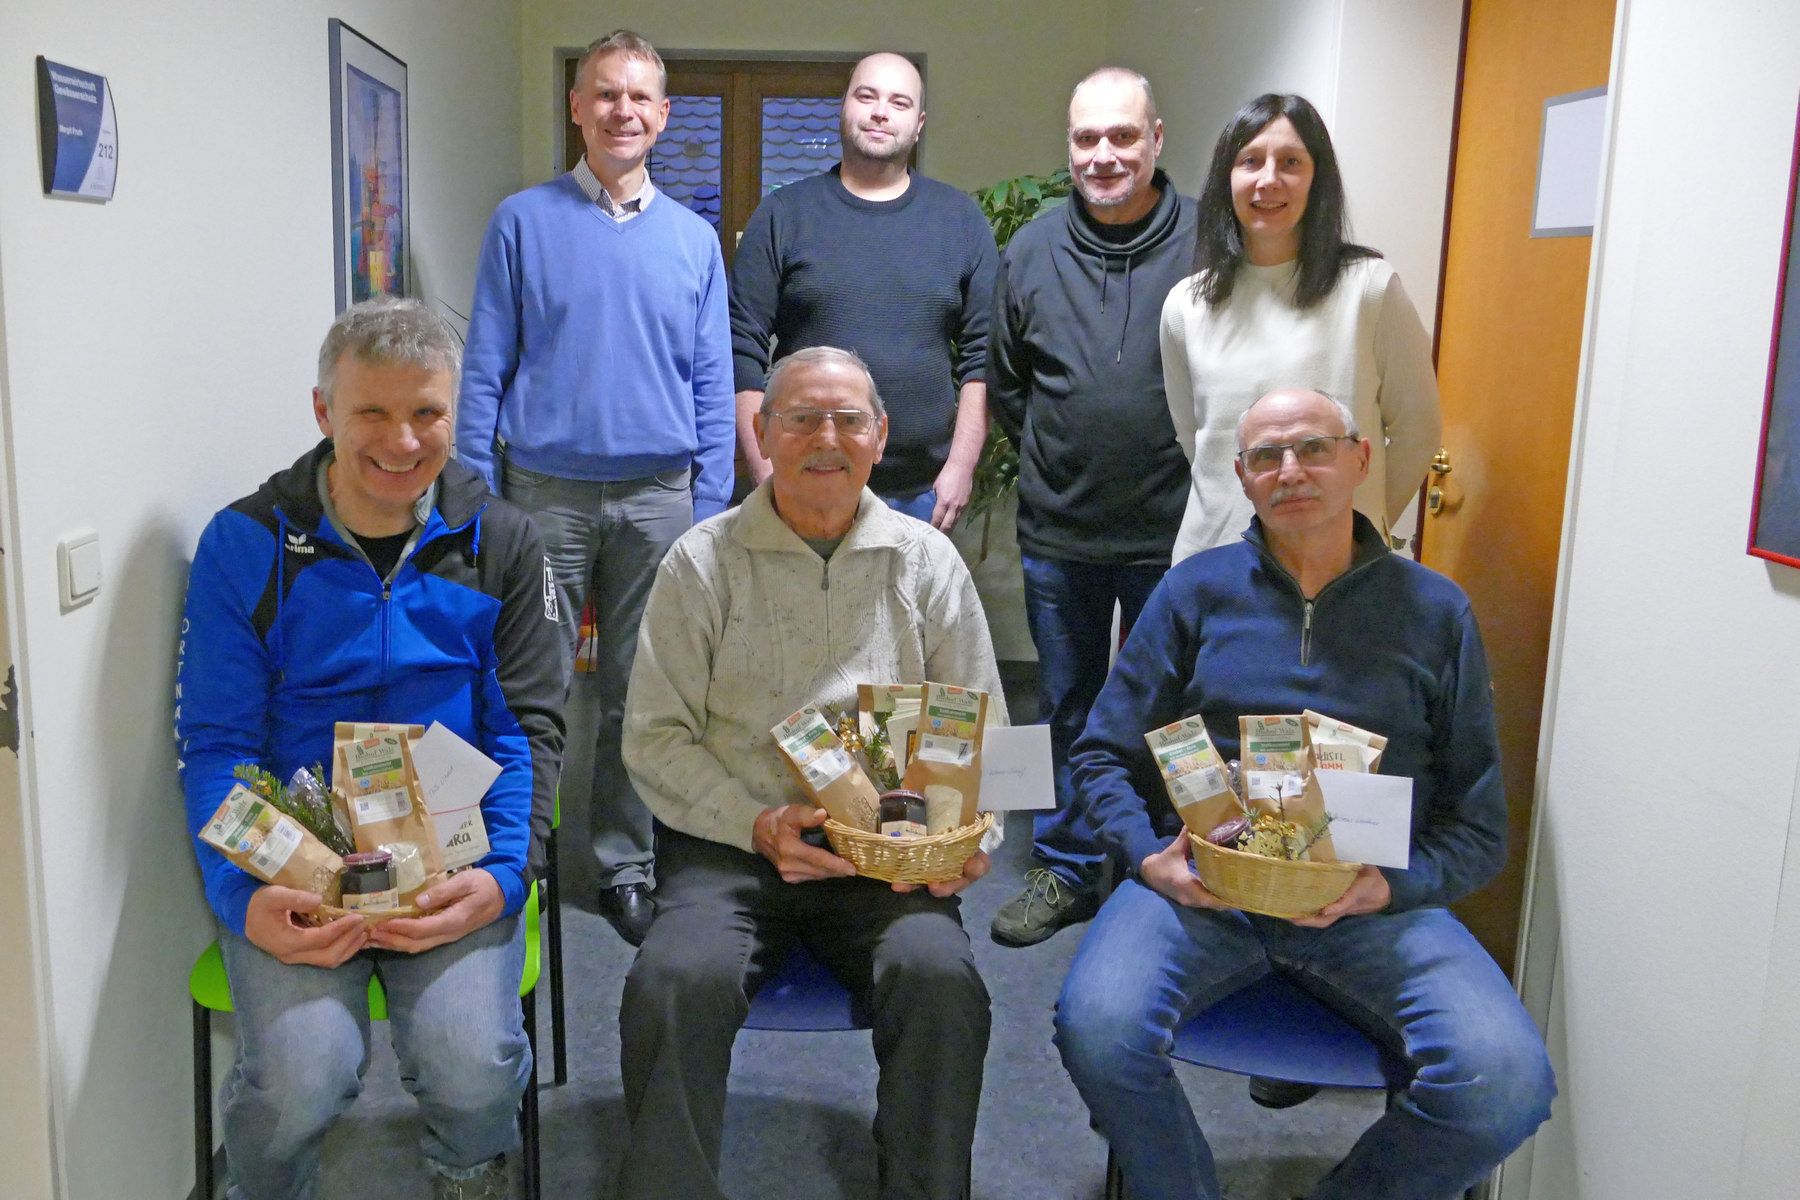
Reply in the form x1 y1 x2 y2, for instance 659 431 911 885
217 913 530 1200
1021 556 1168 890
502 461 693 887
880 488 937 523
1054 880 1555 1200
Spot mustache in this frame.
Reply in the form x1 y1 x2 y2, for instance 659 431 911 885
1082 165 1126 179
1269 483 1322 505
800 450 853 471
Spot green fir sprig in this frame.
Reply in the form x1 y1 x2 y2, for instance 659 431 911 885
232 761 355 856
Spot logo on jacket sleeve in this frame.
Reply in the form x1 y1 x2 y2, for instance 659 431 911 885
542 560 558 622
284 531 314 555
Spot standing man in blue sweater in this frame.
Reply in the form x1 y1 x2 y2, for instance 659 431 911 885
460 29 734 945
729 51 997 531
1054 388 1554 1200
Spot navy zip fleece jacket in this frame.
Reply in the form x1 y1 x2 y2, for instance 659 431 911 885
177 441 567 935
1070 514 1506 912
988 172 1195 564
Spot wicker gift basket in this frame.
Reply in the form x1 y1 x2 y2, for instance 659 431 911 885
826 811 996 884
1187 832 1358 919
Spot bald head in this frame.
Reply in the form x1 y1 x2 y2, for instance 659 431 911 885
1237 388 1359 448
1070 67 1156 127
850 52 923 104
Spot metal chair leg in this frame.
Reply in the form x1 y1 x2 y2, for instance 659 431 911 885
1103 1144 1125 1200
193 1000 214 1200
545 830 567 1087
521 994 541 1200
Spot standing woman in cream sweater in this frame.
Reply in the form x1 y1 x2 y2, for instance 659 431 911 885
1162 93 1441 563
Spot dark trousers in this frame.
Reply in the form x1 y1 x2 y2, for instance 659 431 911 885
1021 555 1168 889
618 827 991 1200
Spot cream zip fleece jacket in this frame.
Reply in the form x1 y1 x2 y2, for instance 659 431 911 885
623 482 1009 854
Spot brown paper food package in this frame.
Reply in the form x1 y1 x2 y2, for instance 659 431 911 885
901 682 988 832
1144 715 1244 841
332 722 447 905
1303 709 1388 774
1238 713 1341 862
200 783 345 903
772 705 883 831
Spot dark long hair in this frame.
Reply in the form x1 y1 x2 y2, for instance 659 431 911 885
1191 94 1377 309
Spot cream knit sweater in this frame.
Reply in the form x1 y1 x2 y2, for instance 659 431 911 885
622 483 1008 854
1160 256 1441 563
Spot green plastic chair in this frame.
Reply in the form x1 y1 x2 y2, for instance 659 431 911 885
190 887 543 1200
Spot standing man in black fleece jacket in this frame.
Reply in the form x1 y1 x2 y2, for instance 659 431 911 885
987 67 1196 945
730 52 996 530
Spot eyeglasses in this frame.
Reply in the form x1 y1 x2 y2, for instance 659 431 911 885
767 407 879 437
1237 436 1356 474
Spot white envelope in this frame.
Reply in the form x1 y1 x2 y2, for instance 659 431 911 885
411 722 502 869
1316 771 1414 870
979 724 1055 811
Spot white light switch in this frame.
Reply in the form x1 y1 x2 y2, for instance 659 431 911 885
59 530 101 607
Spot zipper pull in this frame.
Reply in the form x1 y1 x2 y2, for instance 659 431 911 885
1301 600 1314 666
820 562 829 591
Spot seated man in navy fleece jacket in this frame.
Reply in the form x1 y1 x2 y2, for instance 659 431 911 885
1052 388 1555 1200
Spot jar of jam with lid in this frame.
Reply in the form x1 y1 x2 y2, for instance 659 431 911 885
878 789 928 839
341 849 399 913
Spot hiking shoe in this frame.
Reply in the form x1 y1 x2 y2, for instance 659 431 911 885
430 1157 507 1200
990 868 1099 946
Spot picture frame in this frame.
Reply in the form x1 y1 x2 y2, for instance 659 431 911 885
329 19 409 313
1748 94 1800 569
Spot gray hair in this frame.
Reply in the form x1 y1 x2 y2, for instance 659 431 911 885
1070 67 1157 127
761 346 886 419
575 29 667 97
316 297 462 411
1236 389 1361 447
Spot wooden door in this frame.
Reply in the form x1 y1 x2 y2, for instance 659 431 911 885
1423 0 1616 971
561 56 859 268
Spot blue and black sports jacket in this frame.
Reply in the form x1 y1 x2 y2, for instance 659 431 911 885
177 439 566 935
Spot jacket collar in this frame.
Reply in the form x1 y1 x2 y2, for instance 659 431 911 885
263 437 490 535
732 481 914 556
1066 168 1183 257
1243 510 1391 579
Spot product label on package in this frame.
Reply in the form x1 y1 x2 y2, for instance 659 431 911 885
347 734 406 792
204 785 264 850
1146 719 1232 810
247 815 302 876
352 787 413 824
341 887 399 913
916 685 980 765
773 707 854 789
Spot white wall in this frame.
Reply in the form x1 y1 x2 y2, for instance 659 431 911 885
520 0 1100 191
1524 0 1800 1195
0 2 521 1196
1106 0 1462 330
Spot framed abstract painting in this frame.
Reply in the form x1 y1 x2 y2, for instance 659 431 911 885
329 20 409 313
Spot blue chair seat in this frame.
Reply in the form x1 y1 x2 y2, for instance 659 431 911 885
743 944 870 1032
1171 972 1389 1088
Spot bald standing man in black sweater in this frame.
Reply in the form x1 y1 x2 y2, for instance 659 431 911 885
730 52 997 531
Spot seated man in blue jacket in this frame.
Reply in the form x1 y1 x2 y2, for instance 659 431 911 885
176 298 565 1200
1054 387 1554 1200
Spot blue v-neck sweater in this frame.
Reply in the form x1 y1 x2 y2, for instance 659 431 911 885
459 175 735 518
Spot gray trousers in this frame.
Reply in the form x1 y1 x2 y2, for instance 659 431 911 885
618 827 990 1200
500 461 692 887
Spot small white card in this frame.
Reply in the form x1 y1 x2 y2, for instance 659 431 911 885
979 724 1055 811
411 722 501 869
1317 772 1414 870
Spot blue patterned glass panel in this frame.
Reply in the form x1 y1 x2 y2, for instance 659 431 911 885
762 97 841 194
648 95 722 230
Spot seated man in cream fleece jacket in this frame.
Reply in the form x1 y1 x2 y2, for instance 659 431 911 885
617 345 1008 1200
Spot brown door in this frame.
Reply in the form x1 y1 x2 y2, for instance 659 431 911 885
562 56 859 269
1423 0 1616 971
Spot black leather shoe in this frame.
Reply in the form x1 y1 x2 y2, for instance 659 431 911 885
600 882 655 946
1248 1075 1322 1109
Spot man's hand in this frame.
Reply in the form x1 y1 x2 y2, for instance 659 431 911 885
929 458 974 532
1138 835 1232 910
753 804 858 883
243 885 369 966
370 868 505 954
891 849 990 898
1289 865 1391 929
